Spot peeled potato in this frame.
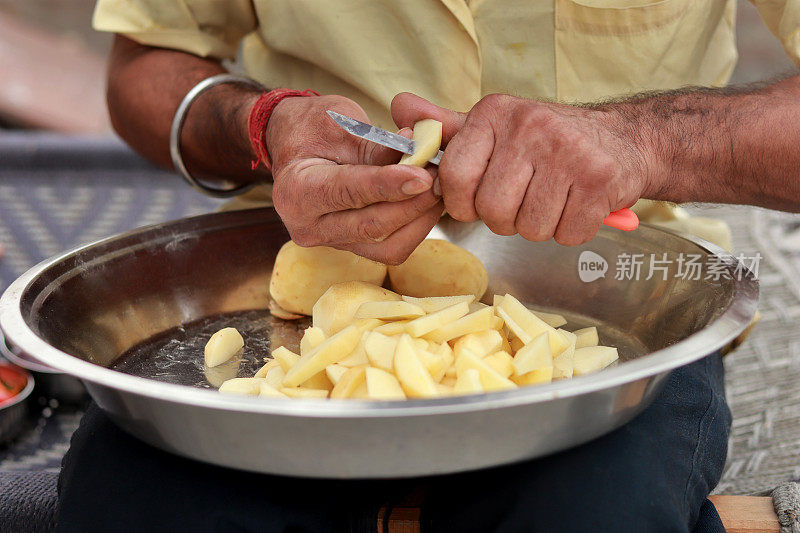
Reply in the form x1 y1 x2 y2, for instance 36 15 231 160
399 119 443 167
269 241 387 315
388 239 488 300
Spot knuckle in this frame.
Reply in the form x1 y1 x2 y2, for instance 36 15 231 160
478 93 510 110
516 217 553 242
356 216 388 243
475 193 515 236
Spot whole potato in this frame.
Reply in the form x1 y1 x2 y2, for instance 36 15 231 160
269 242 387 315
388 239 488 300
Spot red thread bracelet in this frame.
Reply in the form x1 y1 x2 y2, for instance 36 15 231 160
248 88 320 172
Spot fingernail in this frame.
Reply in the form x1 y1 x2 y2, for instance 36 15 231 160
401 179 430 195
433 178 442 197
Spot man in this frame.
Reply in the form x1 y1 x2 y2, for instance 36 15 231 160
54 1 796 531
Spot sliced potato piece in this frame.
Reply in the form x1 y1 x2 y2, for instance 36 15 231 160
259 383 289 398
262 366 286 388
496 308 533 345
401 294 474 313
553 344 576 380
355 300 425 320
254 359 280 378
372 320 412 336
300 326 326 355
511 366 553 386
352 318 385 333
491 315 504 331
574 327 599 349
412 337 430 352
455 349 516 392
453 368 484 395
330 365 368 399
441 375 458 387
398 118 443 167
312 281 400 337
388 240 488 300
416 349 449 383
365 331 399 372
436 383 455 396
325 364 349 385
509 335 525 354
339 331 370 367
499 295 569 354
280 387 329 399
351 382 369 399
301 371 333 392
366 367 407 400
218 377 266 396
204 327 244 367
270 242 388 316
512 332 552 376
452 329 503 359
272 346 300 373
534 310 567 328
394 334 438 398
425 306 495 344
282 325 361 387
573 346 619 376
405 300 470 338
484 351 514 378
558 328 577 347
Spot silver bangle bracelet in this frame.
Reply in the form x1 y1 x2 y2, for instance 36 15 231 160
169 73 265 198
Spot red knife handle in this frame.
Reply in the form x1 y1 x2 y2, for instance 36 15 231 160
603 208 639 231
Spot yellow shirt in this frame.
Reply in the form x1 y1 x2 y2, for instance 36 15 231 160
94 0 800 131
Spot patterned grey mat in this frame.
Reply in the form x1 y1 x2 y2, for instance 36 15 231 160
0 133 798 495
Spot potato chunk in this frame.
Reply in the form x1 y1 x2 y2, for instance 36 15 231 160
313 281 400 337
270 241 388 316
398 119 443 167
573 346 619 376
394 335 438 398
204 327 244 368
366 367 407 400
355 301 425 320
282 325 361 387
388 239 488 300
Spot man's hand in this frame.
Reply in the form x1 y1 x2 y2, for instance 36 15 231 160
266 95 443 264
392 92 654 246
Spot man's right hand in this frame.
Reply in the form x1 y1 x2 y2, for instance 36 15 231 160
265 95 443 265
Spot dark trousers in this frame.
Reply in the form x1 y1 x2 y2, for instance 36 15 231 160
56 353 730 533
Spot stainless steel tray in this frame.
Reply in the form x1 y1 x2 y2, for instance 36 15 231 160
0 208 758 478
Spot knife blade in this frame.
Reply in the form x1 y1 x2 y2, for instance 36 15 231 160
325 111 638 231
327 110 443 165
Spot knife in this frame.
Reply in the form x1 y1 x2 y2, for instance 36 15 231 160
327 110 443 165
326 110 639 231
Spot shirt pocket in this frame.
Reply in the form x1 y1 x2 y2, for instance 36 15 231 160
554 0 736 102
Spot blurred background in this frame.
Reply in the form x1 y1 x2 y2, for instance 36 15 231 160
0 0 796 134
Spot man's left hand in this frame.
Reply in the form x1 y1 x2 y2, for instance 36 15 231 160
392 92 658 245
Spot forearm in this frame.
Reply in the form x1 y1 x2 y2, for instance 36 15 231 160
606 73 800 211
107 35 267 183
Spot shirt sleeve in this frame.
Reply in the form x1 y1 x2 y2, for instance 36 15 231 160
92 0 257 60
750 0 800 66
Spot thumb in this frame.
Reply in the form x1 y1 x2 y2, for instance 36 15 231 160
391 92 466 145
